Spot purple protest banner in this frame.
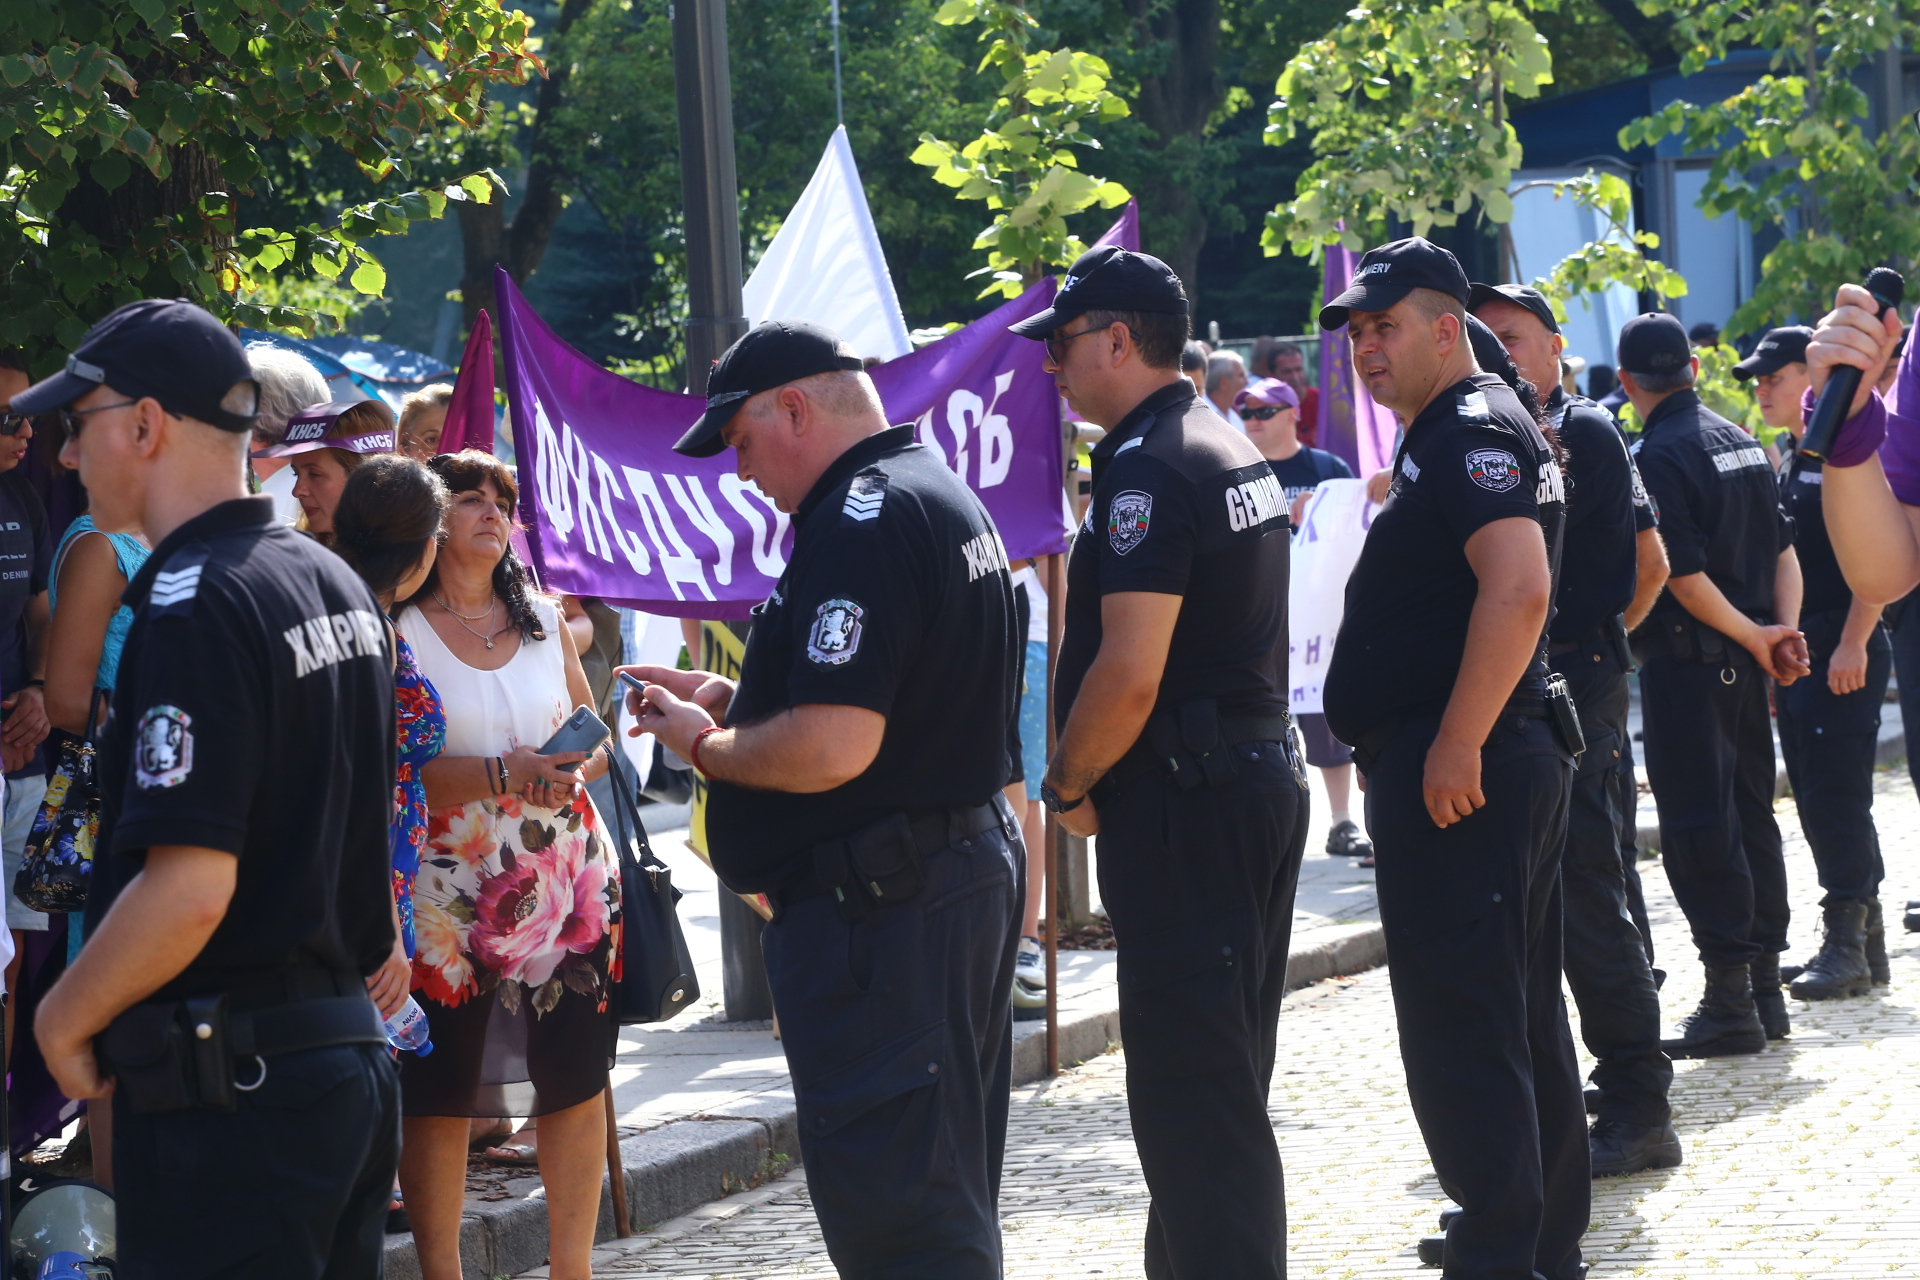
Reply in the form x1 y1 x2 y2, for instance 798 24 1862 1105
497 268 1069 618
1315 242 1399 478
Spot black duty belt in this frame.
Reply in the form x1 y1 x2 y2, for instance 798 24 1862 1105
1100 707 1294 796
773 799 1012 919
1348 685 1556 776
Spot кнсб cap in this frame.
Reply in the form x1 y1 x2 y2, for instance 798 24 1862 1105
1616 313 1692 376
1008 245 1189 340
9 298 257 432
252 399 397 459
1731 326 1813 380
1319 238 1472 331
673 321 866 458
1468 282 1561 336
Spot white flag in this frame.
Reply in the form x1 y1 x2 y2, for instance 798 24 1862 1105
742 125 912 363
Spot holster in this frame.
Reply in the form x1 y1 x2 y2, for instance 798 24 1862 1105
1607 613 1635 672
99 996 238 1115
812 812 926 924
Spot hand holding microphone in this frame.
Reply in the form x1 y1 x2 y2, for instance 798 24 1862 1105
1801 268 1905 461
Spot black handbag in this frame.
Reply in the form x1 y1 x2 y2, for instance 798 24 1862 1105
603 749 700 1024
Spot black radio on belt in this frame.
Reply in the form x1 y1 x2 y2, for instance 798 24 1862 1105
811 812 927 923
1544 674 1586 760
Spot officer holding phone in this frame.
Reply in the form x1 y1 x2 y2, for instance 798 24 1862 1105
623 321 1021 1280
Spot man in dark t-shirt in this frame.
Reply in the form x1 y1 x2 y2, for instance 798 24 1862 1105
1322 239 1585 1279
25 300 398 1279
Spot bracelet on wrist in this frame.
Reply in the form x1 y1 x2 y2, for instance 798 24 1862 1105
690 725 724 777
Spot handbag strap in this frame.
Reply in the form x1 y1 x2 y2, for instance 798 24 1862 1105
85 687 107 745
602 748 659 869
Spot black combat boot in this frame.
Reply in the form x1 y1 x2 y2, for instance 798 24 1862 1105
1790 900 1872 1000
1749 951 1790 1040
1590 1118 1683 1177
1865 897 1890 986
1660 964 1766 1058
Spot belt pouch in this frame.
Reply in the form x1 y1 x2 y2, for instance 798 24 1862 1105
99 1003 196 1115
1696 622 1728 665
1178 698 1238 789
1146 713 1196 790
185 994 238 1112
811 840 874 924
1665 617 1696 663
1609 614 1635 671
847 812 924 908
1545 675 1586 759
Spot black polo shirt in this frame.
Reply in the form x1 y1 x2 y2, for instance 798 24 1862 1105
1778 449 1850 618
92 497 396 1003
1632 389 1791 628
1325 374 1567 746
1549 388 1658 642
706 426 1018 894
1054 380 1290 733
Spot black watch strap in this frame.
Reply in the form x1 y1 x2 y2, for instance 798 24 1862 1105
1040 782 1085 814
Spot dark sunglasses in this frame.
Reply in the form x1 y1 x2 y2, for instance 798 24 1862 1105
0 412 29 437
58 399 138 443
1044 322 1113 366
1242 404 1293 421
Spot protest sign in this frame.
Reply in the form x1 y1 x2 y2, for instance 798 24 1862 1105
497 267 1069 618
1287 478 1376 714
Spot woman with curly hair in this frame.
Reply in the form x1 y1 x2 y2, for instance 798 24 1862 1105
394 450 620 1280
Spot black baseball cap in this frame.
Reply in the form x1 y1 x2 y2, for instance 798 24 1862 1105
9 298 257 432
1464 313 1524 392
1616 313 1692 376
1318 237 1472 331
1732 326 1813 380
1007 245 1189 339
1468 282 1561 336
673 321 866 458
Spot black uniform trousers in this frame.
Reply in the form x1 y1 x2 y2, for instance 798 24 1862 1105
1776 615 1891 905
1639 651 1790 966
1365 715 1586 1280
763 802 1023 1280
1096 740 1308 1280
1557 646 1671 1127
113 1043 400 1280
1613 732 1657 968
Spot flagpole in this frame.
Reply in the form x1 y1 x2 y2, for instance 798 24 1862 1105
830 0 844 126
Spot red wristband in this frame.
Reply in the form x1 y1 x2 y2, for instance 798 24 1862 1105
689 725 724 777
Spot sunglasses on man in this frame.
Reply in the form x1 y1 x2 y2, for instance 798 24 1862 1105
1044 322 1114 366
1242 404 1294 421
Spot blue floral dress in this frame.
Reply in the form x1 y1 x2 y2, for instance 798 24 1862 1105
392 632 446 959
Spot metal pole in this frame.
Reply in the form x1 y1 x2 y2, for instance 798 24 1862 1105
1043 551 1064 1077
672 0 749 392
830 0 844 127
604 1083 631 1238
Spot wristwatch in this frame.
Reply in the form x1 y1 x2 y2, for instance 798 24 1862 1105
1039 782 1085 814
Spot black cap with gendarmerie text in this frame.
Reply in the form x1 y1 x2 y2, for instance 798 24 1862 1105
1007 245 1189 340
1731 326 1813 381
1318 237 1472 331
9 298 257 432
673 321 867 458
1615 312 1692 376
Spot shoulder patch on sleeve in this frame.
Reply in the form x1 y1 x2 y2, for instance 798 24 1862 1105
134 705 194 789
1457 390 1492 424
148 548 209 617
1107 490 1153 554
1465 449 1523 493
807 599 865 665
842 472 887 525
1115 436 1145 455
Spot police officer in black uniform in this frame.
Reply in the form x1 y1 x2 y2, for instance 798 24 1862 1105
1321 240 1585 1280
1011 245 1305 1279
1740 325 1892 999
26 300 399 1279
1621 312 1811 1055
627 321 1021 1278
1471 283 1680 1177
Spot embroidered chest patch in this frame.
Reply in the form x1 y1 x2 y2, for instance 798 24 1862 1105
1108 490 1153 555
1465 449 1522 493
808 599 865 665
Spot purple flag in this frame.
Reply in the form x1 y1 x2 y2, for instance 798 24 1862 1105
497 268 1068 618
1090 198 1139 252
1316 244 1399 477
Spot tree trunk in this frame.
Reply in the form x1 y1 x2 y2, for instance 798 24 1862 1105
58 142 227 274
1119 0 1224 300
458 0 595 335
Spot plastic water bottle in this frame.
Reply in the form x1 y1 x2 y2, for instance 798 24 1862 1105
383 996 434 1056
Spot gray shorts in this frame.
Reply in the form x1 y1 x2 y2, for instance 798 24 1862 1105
1297 713 1354 770
4 773 50 931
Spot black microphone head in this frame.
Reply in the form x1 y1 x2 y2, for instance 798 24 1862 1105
1865 266 1905 309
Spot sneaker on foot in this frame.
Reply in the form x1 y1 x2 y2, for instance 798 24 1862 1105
1325 819 1373 860
1015 936 1045 989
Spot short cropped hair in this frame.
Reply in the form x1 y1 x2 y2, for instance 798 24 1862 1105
1205 351 1246 395
1631 365 1697 395
1080 309 1189 372
1407 287 1468 328
1180 340 1210 374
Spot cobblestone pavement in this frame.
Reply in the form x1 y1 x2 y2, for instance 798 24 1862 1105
528 771 1920 1278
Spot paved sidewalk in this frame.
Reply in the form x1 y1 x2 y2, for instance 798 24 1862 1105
518 768 1920 1278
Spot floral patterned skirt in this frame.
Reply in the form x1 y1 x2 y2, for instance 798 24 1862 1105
400 787 623 1118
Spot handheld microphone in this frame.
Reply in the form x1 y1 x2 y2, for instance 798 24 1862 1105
1799 266 1904 461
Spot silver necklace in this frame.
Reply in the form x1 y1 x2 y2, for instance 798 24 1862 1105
434 590 497 622
436 593 510 650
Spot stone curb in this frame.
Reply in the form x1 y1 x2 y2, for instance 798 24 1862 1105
382 921 1388 1279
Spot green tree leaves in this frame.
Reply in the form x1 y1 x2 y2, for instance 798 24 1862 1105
912 0 1132 298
